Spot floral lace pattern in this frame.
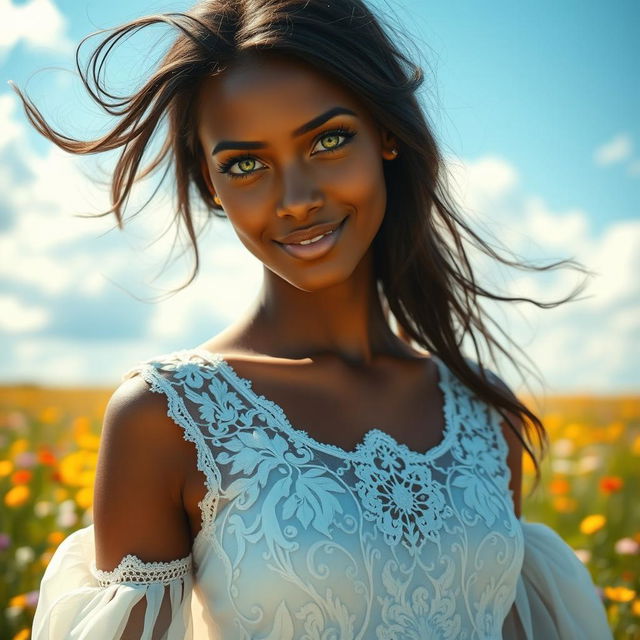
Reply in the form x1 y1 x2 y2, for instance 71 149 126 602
124 349 524 639
91 553 192 587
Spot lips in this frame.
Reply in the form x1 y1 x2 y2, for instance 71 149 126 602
275 216 348 261
275 218 345 245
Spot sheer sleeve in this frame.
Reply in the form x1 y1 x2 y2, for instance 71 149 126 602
502 519 613 639
31 524 195 640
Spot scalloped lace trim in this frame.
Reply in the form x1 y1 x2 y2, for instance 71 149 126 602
91 553 192 587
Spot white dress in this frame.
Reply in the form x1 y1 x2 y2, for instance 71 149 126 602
32 350 612 639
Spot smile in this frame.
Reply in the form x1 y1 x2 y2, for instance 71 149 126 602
276 217 348 261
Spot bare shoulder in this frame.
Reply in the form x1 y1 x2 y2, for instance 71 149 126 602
98 374 195 504
94 374 194 567
102 374 180 447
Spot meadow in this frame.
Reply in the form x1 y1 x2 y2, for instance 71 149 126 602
1 386 639 639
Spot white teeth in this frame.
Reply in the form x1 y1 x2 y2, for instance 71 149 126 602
295 229 333 245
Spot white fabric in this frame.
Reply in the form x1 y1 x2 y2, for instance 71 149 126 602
31 350 612 639
502 520 612 639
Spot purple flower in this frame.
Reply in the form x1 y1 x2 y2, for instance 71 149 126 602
15 452 38 469
0 533 10 551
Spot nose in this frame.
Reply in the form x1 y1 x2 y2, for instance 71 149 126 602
276 160 324 219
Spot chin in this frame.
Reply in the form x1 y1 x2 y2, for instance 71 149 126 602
270 259 361 293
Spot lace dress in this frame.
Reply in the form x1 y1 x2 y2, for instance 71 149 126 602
32 350 612 639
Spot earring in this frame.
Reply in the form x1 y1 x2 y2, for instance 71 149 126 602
213 194 222 206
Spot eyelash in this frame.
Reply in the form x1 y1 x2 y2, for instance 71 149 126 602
215 126 357 179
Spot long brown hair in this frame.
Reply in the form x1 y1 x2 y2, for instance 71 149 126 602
12 0 591 484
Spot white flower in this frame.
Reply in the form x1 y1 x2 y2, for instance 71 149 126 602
15 546 35 567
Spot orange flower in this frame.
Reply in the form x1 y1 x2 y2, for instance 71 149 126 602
553 496 577 513
580 514 606 535
11 469 32 485
603 586 636 603
549 476 570 495
632 599 640 617
38 449 57 466
599 476 624 494
5 485 30 508
47 531 65 546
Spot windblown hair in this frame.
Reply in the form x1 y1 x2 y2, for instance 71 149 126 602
13 0 590 484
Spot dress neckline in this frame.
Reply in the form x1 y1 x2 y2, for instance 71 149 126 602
182 348 459 464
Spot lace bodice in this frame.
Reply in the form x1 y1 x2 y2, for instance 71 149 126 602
122 349 524 639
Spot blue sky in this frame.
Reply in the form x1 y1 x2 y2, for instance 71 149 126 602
0 0 638 393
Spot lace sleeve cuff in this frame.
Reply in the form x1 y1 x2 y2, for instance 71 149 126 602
91 552 193 587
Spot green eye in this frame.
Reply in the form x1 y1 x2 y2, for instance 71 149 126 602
320 134 340 150
238 158 256 172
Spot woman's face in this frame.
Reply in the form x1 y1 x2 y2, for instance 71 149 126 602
196 54 397 292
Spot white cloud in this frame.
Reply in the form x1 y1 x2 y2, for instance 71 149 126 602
448 154 639 393
0 94 22 147
0 294 49 332
593 133 633 166
0 0 72 56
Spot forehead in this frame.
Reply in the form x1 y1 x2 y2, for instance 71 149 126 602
196 54 368 139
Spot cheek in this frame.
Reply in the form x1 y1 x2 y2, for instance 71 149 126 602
326 150 387 215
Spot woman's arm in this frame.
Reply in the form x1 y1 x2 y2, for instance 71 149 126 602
93 375 194 638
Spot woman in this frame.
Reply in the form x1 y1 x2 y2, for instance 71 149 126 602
20 0 612 638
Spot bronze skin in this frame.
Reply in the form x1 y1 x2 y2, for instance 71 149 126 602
196 52 407 366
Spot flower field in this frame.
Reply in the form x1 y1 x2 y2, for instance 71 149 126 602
0 385 639 639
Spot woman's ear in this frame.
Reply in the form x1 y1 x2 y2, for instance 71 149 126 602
380 128 399 160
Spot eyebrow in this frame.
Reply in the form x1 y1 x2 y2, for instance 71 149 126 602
210 106 357 155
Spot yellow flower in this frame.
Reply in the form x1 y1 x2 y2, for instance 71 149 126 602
9 438 29 459
59 451 98 487
76 433 101 451
39 406 60 424
47 531 65 546
75 486 93 510
54 487 69 503
632 599 640 617
72 416 91 437
9 594 28 608
542 413 564 433
12 628 30 640
522 454 536 476
580 514 606 535
5 485 30 508
0 460 14 477
605 420 624 442
603 586 636 603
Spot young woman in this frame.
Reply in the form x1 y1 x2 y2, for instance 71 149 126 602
22 0 611 638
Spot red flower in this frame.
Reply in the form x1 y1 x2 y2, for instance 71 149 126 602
11 469 33 485
38 449 57 466
599 476 624 494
